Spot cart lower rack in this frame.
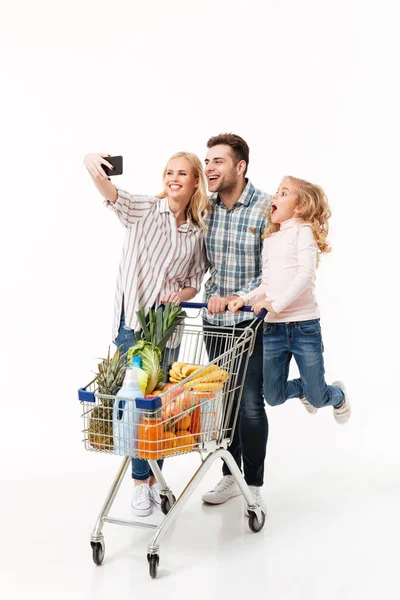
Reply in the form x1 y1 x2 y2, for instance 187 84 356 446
78 303 266 578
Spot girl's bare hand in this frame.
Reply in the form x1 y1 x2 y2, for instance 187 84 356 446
83 153 114 180
228 297 245 313
252 300 274 314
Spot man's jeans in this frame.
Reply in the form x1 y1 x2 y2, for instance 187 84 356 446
203 318 268 487
262 319 344 408
114 306 164 480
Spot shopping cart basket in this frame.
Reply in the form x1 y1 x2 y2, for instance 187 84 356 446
78 302 266 578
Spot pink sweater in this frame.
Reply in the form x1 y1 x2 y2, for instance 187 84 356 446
240 218 320 323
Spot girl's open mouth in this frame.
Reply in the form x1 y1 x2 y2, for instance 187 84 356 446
271 203 277 214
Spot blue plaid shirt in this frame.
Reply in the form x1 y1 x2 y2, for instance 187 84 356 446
203 179 272 326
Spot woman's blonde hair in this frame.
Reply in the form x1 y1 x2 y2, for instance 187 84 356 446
264 176 332 264
157 152 210 230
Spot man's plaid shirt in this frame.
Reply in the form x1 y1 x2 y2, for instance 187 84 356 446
203 179 272 326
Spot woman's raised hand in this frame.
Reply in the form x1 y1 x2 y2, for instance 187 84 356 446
83 153 114 180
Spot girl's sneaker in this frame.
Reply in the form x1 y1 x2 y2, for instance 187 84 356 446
131 483 152 516
299 396 318 415
332 381 351 424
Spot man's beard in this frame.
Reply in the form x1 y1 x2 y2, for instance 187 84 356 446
212 173 238 194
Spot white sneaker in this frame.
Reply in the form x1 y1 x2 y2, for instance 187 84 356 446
202 475 242 505
332 381 351 424
131 483 152 516
300 396 318 415
149 483 162 510
244 485 267 517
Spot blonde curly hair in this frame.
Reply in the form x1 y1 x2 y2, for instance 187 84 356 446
264 176 332 264
157 152 210 230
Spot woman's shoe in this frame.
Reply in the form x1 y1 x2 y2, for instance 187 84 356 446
131 483 152 516
149 483 162 510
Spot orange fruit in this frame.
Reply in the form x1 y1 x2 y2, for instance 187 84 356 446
175 430 196 452
174 414 191 431
160 431 177 457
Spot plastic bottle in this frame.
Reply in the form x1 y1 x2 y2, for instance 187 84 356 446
130 356 148 396
137 396 164 460
113 357 144 456
197 391 223 442
199 393 216 441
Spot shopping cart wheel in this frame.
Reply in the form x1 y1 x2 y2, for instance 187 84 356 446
147 553 159 578
91 541 105 565
248 510 266 533
161 494 176 515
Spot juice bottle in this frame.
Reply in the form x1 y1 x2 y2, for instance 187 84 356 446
137 396 164 460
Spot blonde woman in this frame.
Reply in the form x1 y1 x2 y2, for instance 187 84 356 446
83 151 209 516
229 176 351 424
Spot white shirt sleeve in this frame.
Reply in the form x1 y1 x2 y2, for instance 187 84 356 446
104 188 156 228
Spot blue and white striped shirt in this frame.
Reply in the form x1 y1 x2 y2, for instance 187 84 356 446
203 179 272 326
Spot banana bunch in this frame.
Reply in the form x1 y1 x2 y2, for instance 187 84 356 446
169 362 229 392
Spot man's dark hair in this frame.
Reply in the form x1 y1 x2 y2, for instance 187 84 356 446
207 133 250 176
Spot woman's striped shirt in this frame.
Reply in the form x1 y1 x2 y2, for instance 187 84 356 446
105 188 205 341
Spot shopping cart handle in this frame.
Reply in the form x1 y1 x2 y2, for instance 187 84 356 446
253 308 267 320
179 302 267 320
78 387 95 402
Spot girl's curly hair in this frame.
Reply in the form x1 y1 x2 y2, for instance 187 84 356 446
264 176 332 264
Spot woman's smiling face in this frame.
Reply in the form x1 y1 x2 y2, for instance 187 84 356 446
164 157 198 206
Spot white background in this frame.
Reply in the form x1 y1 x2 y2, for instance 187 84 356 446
1 1 399 599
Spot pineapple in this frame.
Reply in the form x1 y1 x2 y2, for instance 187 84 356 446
88 405 114 451
88 346 127 451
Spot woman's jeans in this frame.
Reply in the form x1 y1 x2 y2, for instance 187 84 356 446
114 305 164 481
262 319 344 408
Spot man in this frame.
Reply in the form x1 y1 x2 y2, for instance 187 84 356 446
201 133 271 514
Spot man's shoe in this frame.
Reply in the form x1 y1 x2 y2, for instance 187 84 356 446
300 396 318 415
202 475 242 505
332 381 351 424
149 483 162 510
244 485 267 517
131 483 152 517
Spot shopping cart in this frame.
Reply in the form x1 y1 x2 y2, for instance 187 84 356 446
78 302 266 578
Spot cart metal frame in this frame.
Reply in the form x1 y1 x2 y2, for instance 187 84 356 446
79 303 266 577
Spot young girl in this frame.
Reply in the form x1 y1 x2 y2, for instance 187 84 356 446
228 176 350 423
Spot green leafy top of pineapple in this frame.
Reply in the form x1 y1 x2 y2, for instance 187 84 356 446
94 346 127 405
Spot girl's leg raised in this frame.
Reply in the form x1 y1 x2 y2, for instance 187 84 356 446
290 320 344 409
262 323 292 406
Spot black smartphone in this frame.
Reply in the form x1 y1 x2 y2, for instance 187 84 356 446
103 155 123 176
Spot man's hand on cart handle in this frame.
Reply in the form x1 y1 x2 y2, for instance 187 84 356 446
208 295 238 314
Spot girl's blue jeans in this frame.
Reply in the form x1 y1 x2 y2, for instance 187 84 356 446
114 305 164 481
262 319 344 408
